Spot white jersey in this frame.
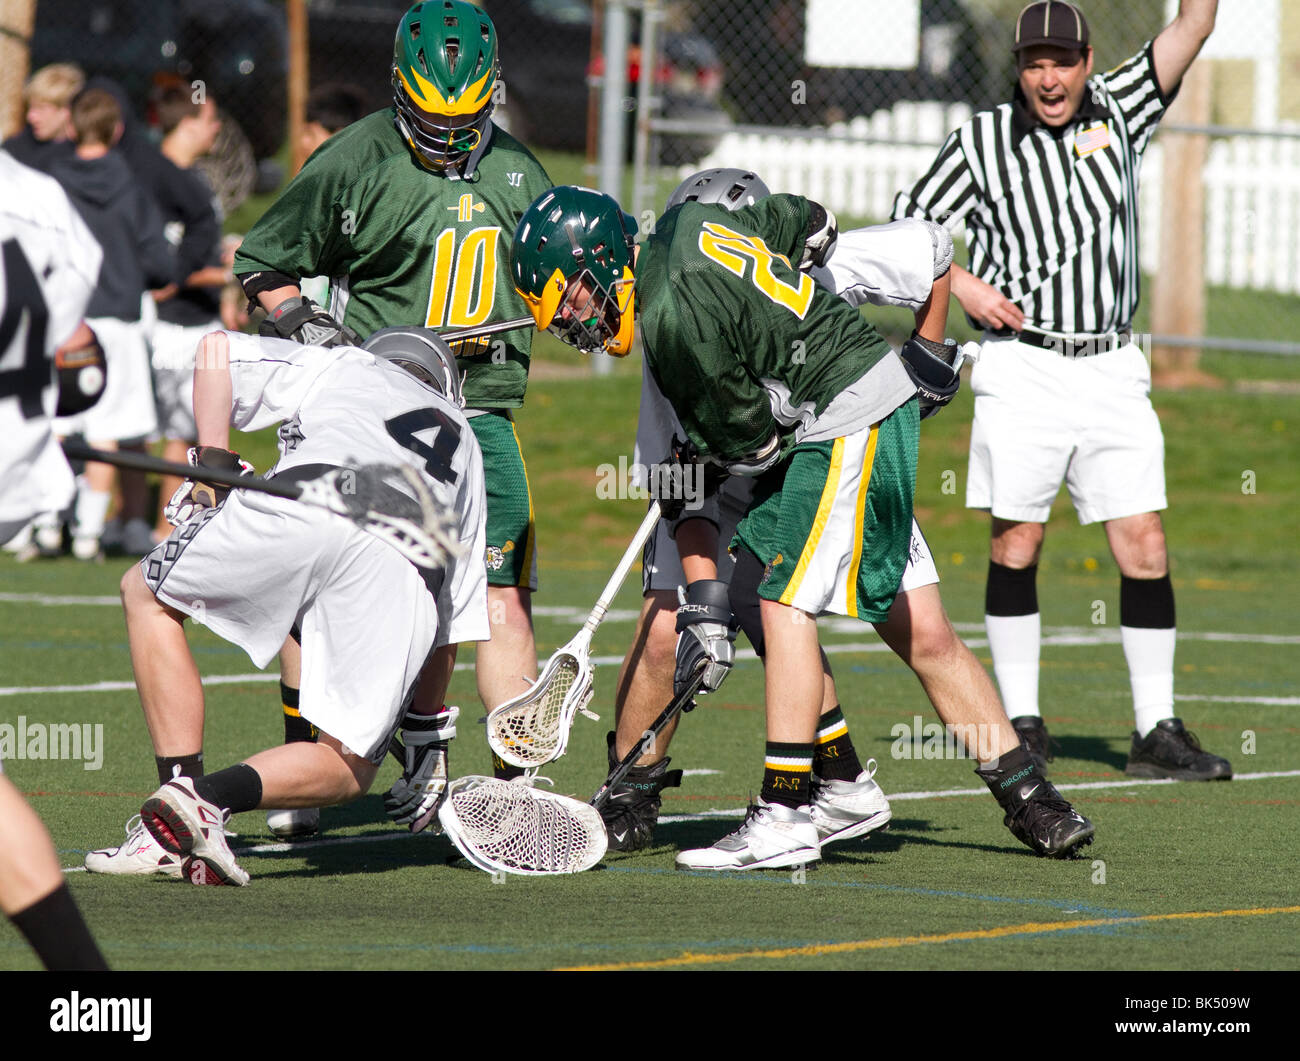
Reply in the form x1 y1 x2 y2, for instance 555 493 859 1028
222 331 489 645
0 151 103 525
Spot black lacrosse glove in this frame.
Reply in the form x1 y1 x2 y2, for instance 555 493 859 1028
899 332 961 420
799 200 838 271
674 579 738 699
164 446 255 526
259 295 362 348
658 435 731 522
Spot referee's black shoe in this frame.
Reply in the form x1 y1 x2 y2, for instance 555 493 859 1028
1125 718 1233 781
1011 715 1053 775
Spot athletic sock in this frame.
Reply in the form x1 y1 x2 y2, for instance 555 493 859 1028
192 763 263 815
9 884 109 971
1120 574 1176 737
984 561 1041 719
156 752 204 787
761 742 814 809
491 752 526 781
280 681 317 744
813 706 862 781
73 487 112 541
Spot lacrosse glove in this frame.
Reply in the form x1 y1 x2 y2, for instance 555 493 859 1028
674 579 738 698
385 705 459 833
165 446 255 526
259 295 362 348
899 332 961 420
799 200 838 271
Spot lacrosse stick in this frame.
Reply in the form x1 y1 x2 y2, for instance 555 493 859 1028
590 661 706 811
62 442 461 570
437 316 534 343
486 501 663 769
437 775 608 875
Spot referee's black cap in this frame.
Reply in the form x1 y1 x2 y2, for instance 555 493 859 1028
1012 1 1090 52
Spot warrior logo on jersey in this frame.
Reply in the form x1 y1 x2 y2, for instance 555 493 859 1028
506 172 524 187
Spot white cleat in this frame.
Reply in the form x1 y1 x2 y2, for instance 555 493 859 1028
266 807 320 840
675 798 820 871
140 778 250 886
809 759 892 846
85 815 183 878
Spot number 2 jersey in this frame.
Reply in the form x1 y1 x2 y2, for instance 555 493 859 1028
0 150 102 527
233 113 552 410
636 195 916 465
220 331 488 647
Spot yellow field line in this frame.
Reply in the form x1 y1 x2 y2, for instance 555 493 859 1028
556 905 1300 971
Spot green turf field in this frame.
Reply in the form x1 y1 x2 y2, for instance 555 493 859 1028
2 366 1297 972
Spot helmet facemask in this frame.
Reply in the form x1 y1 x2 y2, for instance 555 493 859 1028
548 266 633 356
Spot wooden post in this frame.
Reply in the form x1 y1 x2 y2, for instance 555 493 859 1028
0 0 36 138
287 0 309 176
1150 61 1215 387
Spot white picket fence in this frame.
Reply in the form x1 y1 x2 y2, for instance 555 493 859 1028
685 101 1300 297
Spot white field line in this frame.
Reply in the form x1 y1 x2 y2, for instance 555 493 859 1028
62 769 1300 873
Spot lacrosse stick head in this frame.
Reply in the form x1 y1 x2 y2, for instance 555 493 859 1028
438 776 608 875
485 645 595 769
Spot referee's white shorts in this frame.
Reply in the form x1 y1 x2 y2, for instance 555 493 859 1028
642 478 939 597
966 335 1167 525
140 491 439 764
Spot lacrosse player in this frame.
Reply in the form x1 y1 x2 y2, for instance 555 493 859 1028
511 184 1094 869
233 1 553 838
85 327 486 885
596 169 1091 861
0 150 109 968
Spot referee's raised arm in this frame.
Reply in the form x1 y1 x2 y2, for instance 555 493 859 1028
1153 0 1219 98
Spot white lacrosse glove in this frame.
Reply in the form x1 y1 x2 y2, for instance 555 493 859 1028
165 446 255 526
799 201 838 271
674 580 737 698
385 705 459 833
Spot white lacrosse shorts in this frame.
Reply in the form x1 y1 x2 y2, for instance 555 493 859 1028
966 335 1167 525
141 491 439 763
150 318 219 442
54 316 158 443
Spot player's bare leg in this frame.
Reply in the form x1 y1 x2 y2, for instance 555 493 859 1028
244 733 380 808
874 583 1019 762
611 591 681 762
478 585 537 776
121 564 204 758
0 777 108 969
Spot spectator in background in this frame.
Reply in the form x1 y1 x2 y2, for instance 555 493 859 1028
141 82 228 546
301 82 370 158
43 89 175 560
2 62 83 173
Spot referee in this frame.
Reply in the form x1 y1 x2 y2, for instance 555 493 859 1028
893 1 1231 781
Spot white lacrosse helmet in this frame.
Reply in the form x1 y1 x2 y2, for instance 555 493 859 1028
664 168 772 212
362 327 465 408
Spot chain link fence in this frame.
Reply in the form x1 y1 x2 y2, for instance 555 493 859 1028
633 0 1300 362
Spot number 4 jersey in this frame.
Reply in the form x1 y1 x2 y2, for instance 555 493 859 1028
233 113 552 410
0 151 103 527
220 331 487 641
636 195 916 465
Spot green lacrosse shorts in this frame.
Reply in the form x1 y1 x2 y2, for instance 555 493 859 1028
470 410 538 590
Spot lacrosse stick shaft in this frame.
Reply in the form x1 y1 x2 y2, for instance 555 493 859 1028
437 316 534 343
584 501 662 633
589 663 706 811
63 441 303 500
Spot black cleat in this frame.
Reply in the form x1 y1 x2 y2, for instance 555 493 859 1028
597 732 682 852
1011 715 1053 775
1125 718 1232 781
977 752 1094 859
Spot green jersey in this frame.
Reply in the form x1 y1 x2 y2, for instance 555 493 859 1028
234 110 552 409
637 195 914 463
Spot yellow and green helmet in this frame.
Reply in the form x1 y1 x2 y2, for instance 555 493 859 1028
391 1 499 172
510 186 639 357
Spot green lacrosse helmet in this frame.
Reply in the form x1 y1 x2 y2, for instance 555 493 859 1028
509 186 639 356
392 1 499 172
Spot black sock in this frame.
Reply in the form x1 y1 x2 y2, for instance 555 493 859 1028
191 763 263 815
10 884 109 971
156 752 204 787
761 741 814 808
1119 574 1175 628
985 561 1039 615
280 681 317 744
492 752 526 781
813 706 863 781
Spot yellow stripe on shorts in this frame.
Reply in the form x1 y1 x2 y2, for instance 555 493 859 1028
779 437 845 607
511 421 537 589
844 424 880 617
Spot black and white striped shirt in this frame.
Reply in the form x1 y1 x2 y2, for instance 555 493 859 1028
892 42 1172 335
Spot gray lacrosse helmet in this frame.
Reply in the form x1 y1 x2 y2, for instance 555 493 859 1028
664 168 772 212
362 327 465 408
